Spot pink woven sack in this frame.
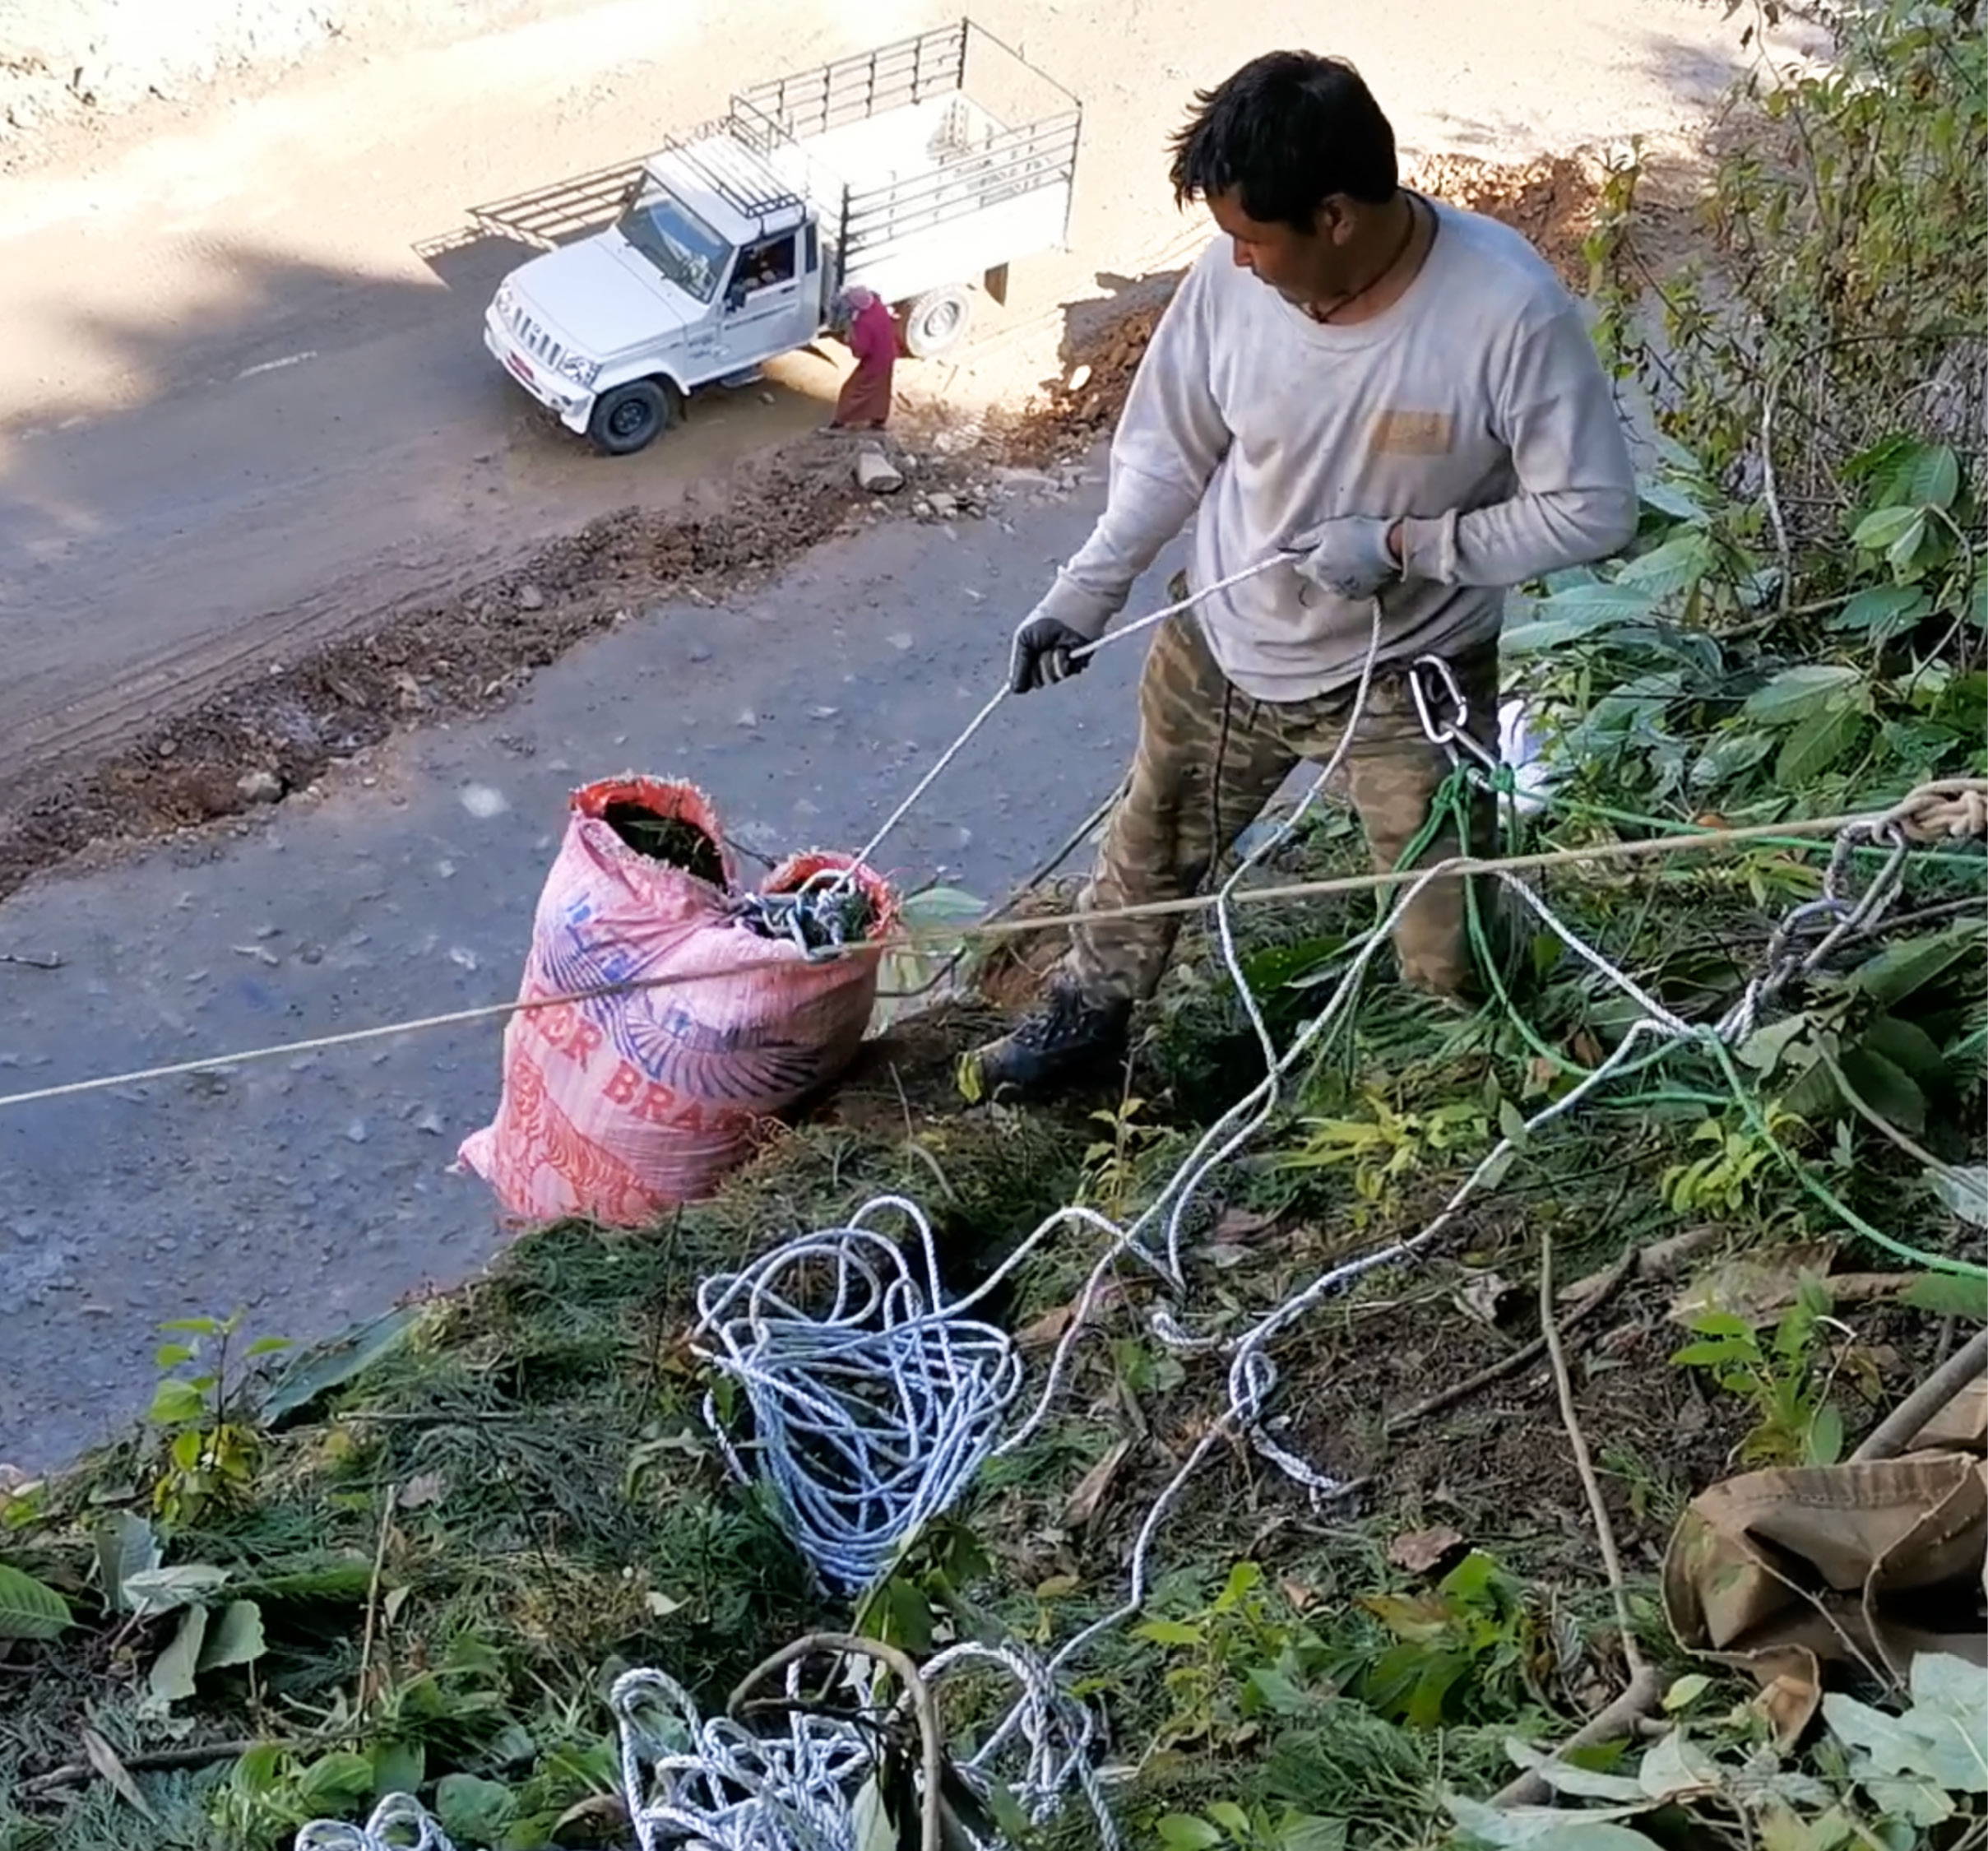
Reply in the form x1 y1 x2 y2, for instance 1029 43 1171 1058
459 777 894 1225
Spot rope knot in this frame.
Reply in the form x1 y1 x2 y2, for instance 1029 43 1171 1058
1888 777 1988 844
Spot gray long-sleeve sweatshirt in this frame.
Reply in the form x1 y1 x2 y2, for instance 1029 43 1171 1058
1046 199 1640 703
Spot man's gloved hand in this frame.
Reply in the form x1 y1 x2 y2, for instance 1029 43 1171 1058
1009 615 1093 693
1008 578 1119 694
1285 515 1399 600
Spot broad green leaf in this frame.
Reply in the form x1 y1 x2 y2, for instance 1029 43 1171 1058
1907 1652 1988 1788
1503 582 1660 652
294 1751 374 1812
1637 1728 1722 1798
1848 926 1984 1007
1807 1403 1845 1466
153 1343 196 1370
436 1774 517 1844
1277 1815 1347 1851
1638 478 1706 522
1742 664 1863 726
1859 1015 1948 1089
1246 1664 1316 1717
0 1562 72 1640
196 1598 266 1672
1156 1816 1226 1851
1886 511 1931 576
1504 1737 1647 1801
237 1558 374 1602
1851 504 1921 553
149 1604 208 1704
147 1380 206 1426
1446 1793 1658 1848
1836 1046 1928 1133
1739 1014 1813 1077
231 1743 285 1798
1132 1618 1205 1648
245 1336 292 1357
370 1739 424 1800
160 1317 220 1337
1902 1268 1988 1318
122 1563 229 1617
1861 1775 1954 1828
1689 728 1775 791
1831 586 1927 639
262 1306 422 1424
1662 1673 1712 1712
94 1510 160 1614
1774 705 1863 786
1207 1802 1254 1835
1901 443 1962 513
1615 528 1717 597
1671 1338 1748 1366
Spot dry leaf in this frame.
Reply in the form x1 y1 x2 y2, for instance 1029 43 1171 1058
1280 1578 1318 1612
398 1471 447 1511
1062 1438 1134 1529
1034 1574 1080 1599
1388 1526 1467 1575
1017 1304 1076 1351
81 1726 158 1823
1214 1206 1277 1241
1456 1271 1515 1325
1669 1243 1839 1326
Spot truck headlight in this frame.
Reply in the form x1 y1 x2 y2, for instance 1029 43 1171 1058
558 352 602 387
494 282 517 327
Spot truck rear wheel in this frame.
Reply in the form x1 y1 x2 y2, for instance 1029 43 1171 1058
900 285 973 360
587 380 679 456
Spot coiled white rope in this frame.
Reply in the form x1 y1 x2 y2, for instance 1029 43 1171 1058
610 1645 1122 1851
294 1793 456 1850
693 1196 1025 1593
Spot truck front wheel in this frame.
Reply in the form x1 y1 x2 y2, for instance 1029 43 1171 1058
587 380 679 456
900 285 973 360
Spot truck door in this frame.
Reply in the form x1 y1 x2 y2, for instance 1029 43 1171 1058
718 230 816 371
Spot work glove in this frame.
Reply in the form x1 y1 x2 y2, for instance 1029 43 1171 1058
1284 515 1399 600
1008 578 1119 694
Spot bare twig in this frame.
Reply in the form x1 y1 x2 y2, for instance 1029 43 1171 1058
0 949 63 970
1493 1237 1661 1809
1385 1245 1638 1437
1819 1043 1976 1184
357 1482 398 1714
1852 1325 1988 1464
730 1631 943 1851
23 1733 349 1796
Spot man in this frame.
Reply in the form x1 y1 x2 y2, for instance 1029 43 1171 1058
971 51 1638 1094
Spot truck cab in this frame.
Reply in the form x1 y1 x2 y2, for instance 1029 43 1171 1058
484 135 825 454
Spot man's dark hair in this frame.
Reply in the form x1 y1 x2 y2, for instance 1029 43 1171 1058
1168 52 1397 228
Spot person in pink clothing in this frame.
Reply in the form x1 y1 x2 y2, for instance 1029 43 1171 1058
828 286 898 430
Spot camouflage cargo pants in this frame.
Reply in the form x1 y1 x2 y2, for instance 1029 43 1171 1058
1063 603 1499 1004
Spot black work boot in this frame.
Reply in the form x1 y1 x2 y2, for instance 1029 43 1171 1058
967 981 1132 1097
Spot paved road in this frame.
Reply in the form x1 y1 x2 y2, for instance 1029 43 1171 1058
0 477 1175 1468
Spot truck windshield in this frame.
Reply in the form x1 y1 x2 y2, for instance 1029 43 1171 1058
615 188 730 304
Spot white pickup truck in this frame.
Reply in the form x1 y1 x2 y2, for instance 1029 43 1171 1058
478 21 1081 455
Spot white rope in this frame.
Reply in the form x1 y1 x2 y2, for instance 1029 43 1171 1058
614 1666 874 1851
693 1196 1024 1594
847 553 1287 875
294 1793 456 1850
